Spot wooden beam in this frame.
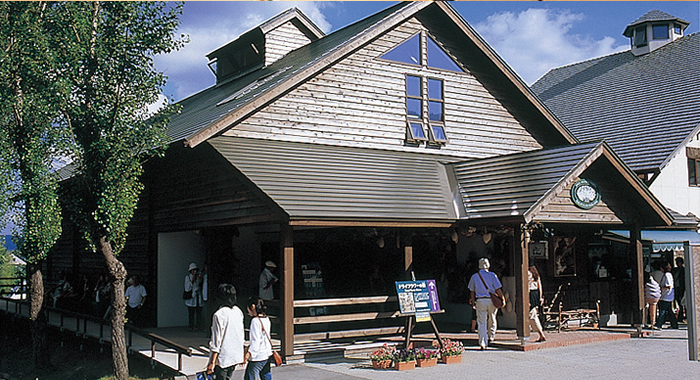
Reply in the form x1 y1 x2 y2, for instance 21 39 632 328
294 311 401 325
289 220 454 228
279 223 294 358
515 224 530 340
293 296 397 308
630 225 644 325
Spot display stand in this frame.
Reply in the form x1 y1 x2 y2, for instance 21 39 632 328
402 310 445 350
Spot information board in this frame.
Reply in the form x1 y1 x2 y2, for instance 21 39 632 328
395 279 440 322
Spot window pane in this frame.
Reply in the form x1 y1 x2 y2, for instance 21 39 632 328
675 24 682 34
381 34 420 65
406 75 421 97
689 158 697 185
431 125 447 141
696 160 700 185
653 24 668 39
410 122 426 139
429 101 443 121
428 79 443 100
635 27 647 46
427 36 462 72
407 98 422 118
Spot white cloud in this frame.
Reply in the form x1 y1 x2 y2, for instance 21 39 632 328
474 8 628 85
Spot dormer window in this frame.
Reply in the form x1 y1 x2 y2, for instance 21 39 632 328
652 24 669 39
674 23 682 34
634 26 647 47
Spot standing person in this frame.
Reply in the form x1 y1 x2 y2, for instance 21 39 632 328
468 258 505 350
125 275 147 326
259 261 279 300
672 257 686 321
185 262 204 331
244 297 273 380
93 273 112 318
644 271 661 328
205 284 245 380
528 265 546 342
654 262 678 329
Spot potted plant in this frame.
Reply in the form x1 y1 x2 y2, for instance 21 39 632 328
415 347 439 367
436 339 464 364
369 344 394 369
393 347 416 371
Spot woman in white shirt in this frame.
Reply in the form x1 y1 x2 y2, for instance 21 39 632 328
205 284 244 380
528 265 546 342
244 297 273 380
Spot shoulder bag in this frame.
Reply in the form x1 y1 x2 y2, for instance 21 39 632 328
259 317 283 366
478 271 505 309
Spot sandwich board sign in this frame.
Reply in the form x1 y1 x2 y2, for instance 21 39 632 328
395 279 440 322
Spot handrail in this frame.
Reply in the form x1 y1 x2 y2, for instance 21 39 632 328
0 297 193 371
293 295 398 307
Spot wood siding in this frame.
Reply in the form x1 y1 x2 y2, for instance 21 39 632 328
227 18 542 159
535 176 623 224
265 21 313 67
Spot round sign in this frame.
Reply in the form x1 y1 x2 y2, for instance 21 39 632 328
570 179 600 210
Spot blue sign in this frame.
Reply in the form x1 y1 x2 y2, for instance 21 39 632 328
395 279 440 321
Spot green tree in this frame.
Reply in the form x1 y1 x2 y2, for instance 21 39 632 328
60 2 185 379
0 1 69 369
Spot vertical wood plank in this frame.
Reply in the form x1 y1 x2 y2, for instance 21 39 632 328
515 224 530 340
630 225 644 325
279 223 294 358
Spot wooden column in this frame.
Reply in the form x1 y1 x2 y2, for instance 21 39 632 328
403 231 413 280
279 223 294 358
630 225 644 326
515 224 530 340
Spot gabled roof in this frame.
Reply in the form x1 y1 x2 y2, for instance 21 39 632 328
449 141 672 226
167 1 576 149
532 32 700 172
207 136 459 225
623 10 689 37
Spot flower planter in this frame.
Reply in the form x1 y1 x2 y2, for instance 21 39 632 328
441 354 462 364
395 361 416 371
371 360 392 370
416 357 438 367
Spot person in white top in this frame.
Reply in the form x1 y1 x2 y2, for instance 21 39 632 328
244 297 273 380
184 262 204 331
654 262 678 329
205 284 245 380
124 275 146 326
259 261 279 300
468 258 504 350
527 265 546 342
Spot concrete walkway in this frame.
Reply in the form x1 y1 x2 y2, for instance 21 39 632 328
179 327 696 380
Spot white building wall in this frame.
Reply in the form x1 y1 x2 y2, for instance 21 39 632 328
650 135 700 217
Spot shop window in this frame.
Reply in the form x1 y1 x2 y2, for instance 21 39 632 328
634 26 647 47
653 24 669 39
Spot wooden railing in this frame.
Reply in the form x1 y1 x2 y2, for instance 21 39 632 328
0 297 192 371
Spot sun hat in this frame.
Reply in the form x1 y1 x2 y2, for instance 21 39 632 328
479 258 490 269
265 260 277 268
188 262 198 272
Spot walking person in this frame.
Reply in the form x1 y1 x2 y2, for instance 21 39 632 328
205 284 245 380
185 262 204 331
672 257 686 321
654 261 678 329
468 258 505 350
644 271 661 328
244 297 273 380
528 264 546 342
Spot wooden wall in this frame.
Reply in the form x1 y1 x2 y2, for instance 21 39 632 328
265 21 313 67
227 17 542 159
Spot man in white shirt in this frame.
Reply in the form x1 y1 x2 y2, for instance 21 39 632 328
468 258 505 350
125 275 147 326
259 261 279 300
654 262 678 329
206 284 244 380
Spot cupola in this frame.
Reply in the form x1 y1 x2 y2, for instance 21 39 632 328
206 8 324 85
623 10 689 56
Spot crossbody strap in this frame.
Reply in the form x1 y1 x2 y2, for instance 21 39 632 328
258 316 273 347
477 271 493 294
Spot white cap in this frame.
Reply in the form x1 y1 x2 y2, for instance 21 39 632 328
188 262 198 272
479 258 490 269
265 260 277 268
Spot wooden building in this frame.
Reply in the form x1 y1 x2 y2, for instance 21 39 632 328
48 2 680 357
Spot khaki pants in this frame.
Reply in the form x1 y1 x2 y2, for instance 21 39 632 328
476 298 497 348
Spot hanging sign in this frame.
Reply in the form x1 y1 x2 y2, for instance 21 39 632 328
395 279 440 322
570 179 601 209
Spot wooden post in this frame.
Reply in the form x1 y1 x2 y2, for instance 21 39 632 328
280 223 294 359
403 231 413 280
630 225 644 326
515 224 530 341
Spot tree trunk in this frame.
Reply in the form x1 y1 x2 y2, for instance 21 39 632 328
27 263 51 369
98 236 129 380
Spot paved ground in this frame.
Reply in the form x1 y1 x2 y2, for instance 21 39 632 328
187 327 698 380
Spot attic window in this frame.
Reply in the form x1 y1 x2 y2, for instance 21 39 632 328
381 32 463 73
427 36 462 72
634 26 647 47
653 24 669 39
674 24 682 34
381 34 420 66
404 75 448 145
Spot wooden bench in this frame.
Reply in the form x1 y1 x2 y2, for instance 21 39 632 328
542 285 600 332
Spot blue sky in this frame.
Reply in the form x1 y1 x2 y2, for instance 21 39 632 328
155 1 700 101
